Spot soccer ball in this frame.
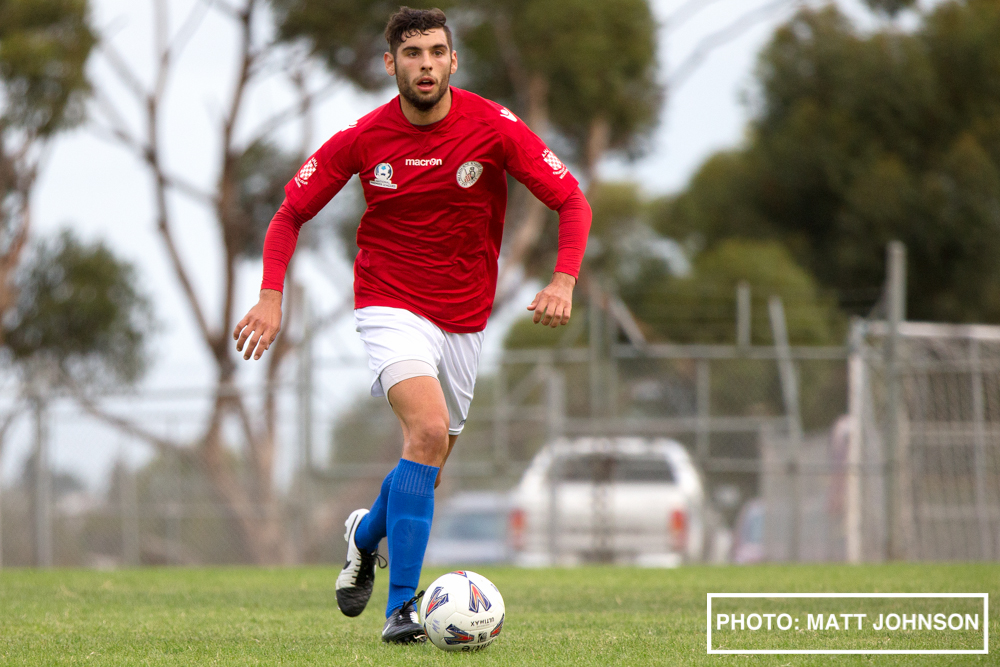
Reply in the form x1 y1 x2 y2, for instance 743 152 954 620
420 570 505 652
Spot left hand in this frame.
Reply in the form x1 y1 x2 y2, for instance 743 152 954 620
527 272 576 327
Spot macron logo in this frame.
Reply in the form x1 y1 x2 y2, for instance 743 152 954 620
405 158 442 166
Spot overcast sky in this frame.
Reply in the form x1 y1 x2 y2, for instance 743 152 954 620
4 0 901 489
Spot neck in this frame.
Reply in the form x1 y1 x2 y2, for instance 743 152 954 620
400 87 453 126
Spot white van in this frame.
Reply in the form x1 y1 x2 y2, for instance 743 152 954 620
508 437 705 567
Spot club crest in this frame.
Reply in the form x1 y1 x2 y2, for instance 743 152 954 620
456 161 483 188
370 162 397 189
468 581 492 613
425 586 449 618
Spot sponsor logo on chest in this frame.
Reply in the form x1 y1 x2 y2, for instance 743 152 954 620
405 158 442 166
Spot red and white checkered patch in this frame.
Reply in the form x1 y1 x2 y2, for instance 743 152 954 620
295 157 318 186
542 149 568 178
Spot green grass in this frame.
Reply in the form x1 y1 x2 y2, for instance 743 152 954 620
0 564 995 665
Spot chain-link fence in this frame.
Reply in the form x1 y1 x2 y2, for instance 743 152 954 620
846 320 1000 562
0 302 851 567
2 258 998 567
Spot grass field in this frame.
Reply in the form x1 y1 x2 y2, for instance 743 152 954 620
0 563 995 665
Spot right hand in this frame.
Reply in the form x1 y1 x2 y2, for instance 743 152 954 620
234 289 283 360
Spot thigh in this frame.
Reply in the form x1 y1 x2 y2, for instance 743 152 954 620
386 376 451 466
438 330 486 434
354 306 444 397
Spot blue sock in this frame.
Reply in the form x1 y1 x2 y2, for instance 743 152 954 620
385 458 438 617
354 467 395 552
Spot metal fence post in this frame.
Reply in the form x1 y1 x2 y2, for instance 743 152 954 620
296 289 314 563
846 319 865 563
122 456 140 567
884 241 906 560
33 397 52 568
696 359 711 465
970 338 992 559
737 281 751 349
547 370 566 443
769 296 802 561
589 282 603 417
493 363 510 473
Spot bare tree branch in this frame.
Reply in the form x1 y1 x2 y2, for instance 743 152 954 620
140 0 217 347
97 40 148 102
290 67 314 161
666 0 730 33
169 0 216 60
153 0 172 103
71 388 188 460
164 174 217 205
0 402 23 462
91 90 143 150
244 79 342 154
668 0 803 90
210 0 242 20
216 0 258 350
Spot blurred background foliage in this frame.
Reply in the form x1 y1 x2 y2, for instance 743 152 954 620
658 0 1000 323
0 0 95 136
1 0 97 355
3 230 152 385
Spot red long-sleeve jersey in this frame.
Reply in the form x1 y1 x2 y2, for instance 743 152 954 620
261 87 591 333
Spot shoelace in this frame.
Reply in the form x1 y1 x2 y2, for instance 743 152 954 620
399 590 426 619
356 549 388 584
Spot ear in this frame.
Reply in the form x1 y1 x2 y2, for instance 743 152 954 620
384 51 395 77
450 50 458 75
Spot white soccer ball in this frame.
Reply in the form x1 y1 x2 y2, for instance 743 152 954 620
420 570 505 652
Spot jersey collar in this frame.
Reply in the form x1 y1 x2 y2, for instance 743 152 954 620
392 86 463 134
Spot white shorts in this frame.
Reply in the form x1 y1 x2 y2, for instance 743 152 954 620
354 306 485 434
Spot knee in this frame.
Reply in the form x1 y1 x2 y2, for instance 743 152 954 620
404 416 450 464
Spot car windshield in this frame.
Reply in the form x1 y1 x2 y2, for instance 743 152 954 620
549 454 676 483
434 511 506 540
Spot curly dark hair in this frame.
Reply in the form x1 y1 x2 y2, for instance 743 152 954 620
384 7 452 57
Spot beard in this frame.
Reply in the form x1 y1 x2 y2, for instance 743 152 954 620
397 69 451 112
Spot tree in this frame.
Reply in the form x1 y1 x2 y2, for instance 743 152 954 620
460 0 660 178
863 0 918 16
0 0 98 503
503 181 846 432
271 0 458 92
0 0 96 346
87 0 345 564
658 0 1000 323
459 0 661 298
3 230 151 383
506 182 844 348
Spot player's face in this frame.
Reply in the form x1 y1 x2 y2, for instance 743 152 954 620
385 28 457 112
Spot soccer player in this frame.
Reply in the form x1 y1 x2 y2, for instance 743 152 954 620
233 7 591 644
